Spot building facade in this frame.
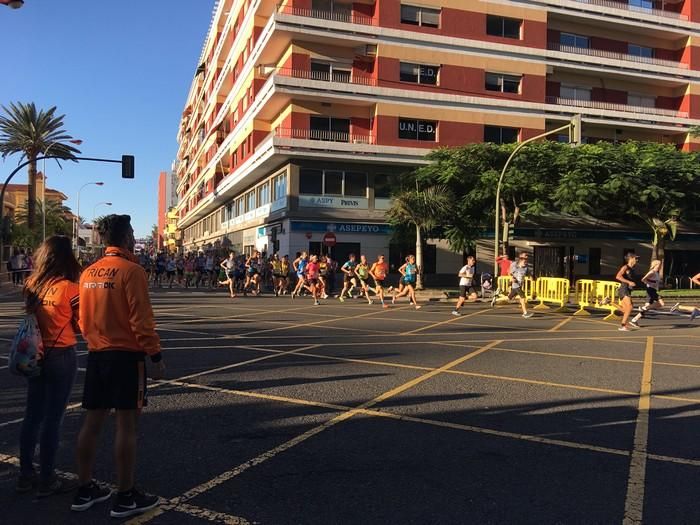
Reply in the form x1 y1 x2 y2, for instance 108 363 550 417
157 168 179 251
174 0 700 270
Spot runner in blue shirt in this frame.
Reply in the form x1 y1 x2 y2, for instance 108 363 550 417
392 255 421 309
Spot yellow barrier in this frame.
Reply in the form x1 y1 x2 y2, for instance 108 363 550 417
594 280 621 321
574 279 596 316
534 277 570 311
496 276 534 302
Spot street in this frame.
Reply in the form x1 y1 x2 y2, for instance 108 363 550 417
1 289 700 524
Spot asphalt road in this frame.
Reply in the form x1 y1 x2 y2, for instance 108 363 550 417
1 288 700 524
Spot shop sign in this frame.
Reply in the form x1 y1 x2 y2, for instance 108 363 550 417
299 195 368 209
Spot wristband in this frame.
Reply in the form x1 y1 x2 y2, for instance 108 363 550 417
150 352 163 363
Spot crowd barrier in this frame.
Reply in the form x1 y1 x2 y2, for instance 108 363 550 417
533 277 570 311
574 279 620 320
496 276 535 301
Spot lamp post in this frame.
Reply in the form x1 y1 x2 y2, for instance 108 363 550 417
42 139 83 241
75 182 104 256
493 115 582 279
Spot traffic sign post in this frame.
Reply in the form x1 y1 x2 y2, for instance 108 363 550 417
323 232 337 247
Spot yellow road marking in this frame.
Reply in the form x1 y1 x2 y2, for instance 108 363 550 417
401 308 488 336
491 347 644 365
623 336 654 525
549 315 574 332
129 341 501 524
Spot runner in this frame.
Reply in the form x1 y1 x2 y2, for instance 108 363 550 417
356 255 373 304
17 236 81 497
154 252 166 288
291 252 308 298
670 271 700 320
165 255 177 288
452 255 478 316
184 254 195 288
304 254 323 306
392 255 421 309
630 259 664 327
244 250 262 295
318 255 330 299
219 251 237 298
194 252 206 288
73 214 163 517
338 254 358 302
204 252 215 288
279 255 290 295
508 252 534 318
615 252 639 331
370 254 390 308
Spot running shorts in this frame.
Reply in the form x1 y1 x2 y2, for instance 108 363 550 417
508 287 525 300
83 351 147 410
646 287 660 303
344 274 357 284
358 277 369 288
402 277 416 287
374 278 384 288
459 285 477 298
166 270 175 278
618 285 632 300
247 268 258 275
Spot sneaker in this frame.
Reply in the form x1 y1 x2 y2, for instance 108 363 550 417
600 297 612 306
618 325 630 332
71 482 113 512
629 320 640 329
670 302 680 313
452 310 461 316
490 294 498 307
692 309 699 321
368 300 373 305
110 488 160 518
338 296 345 302
415 305 422 310
16 473 35 493
382 303 389 309
322 294 329 299
314 300 320 306
522 312 534 319
37 477 79 498
391 296 396 305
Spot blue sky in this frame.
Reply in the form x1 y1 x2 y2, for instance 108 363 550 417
0 0 215 236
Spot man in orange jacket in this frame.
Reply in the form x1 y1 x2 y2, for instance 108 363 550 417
72 215 165 519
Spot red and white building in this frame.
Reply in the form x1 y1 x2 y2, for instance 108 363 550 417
174 0 700 269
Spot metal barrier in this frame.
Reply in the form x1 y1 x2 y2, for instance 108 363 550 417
574 279 596 316
594 280 621 321
496 276 534 302
534 277 570 311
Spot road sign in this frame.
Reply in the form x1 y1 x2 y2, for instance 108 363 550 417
323 232 337 247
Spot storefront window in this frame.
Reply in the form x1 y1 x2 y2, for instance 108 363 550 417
345 172 367 197
300 168 323 194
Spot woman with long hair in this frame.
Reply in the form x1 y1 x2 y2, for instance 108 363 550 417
17 236 81 496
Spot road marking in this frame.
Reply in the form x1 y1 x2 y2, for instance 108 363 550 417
490 347 644 365
128 340 501 524
549 315 574 332
400 308 487 336
623 336 654 525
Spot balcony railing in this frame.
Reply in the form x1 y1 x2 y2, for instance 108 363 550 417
547 42 687 69
275 68 377 86
274 127 376 144
277 4 376 26
546 96 688 118
568 0 688 20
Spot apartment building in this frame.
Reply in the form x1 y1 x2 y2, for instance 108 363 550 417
174 0 700 270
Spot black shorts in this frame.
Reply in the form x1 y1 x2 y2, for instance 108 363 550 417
460 285 477 298
508 287 525 300
646 287 660 303
344 274 357 284
167 270 175 277
83 351 147 410
618 286 632 300
177 269 184 276
401 277 416 287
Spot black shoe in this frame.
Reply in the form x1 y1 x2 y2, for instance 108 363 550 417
110 488 160 518
71 481 112 511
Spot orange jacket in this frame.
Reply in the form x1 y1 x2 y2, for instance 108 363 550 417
35 278 80 348
79 247 161 356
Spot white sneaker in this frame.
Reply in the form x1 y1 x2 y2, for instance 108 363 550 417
670 302 680 313
522 312 534 319
452 310 461 316
618 325 630 331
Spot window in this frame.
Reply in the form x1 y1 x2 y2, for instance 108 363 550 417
485 73 521 93
398 118 437 141
310 61 351 83
374 174 392 199
324 171 343 195
300 168 323 194
486 15 521 39
400 4 440 27
400 62 439 85
629 0 653 9
629 44 653 58
274 173 287 200
310 116 351 141
235 197 243 216
484 126 519 144
345 172 367 197
246 191 256 212
560 33 589 49
560 85 591 101
628 93 656 108
258 182 270 205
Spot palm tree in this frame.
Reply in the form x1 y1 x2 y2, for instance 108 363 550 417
0 102 81 228
386 185 454 289
16 199 74 237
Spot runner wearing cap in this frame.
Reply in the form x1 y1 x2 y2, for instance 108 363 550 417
615 252 640 331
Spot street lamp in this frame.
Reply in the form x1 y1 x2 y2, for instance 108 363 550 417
75 181 104 256
92 201 112 221
42 139 83 241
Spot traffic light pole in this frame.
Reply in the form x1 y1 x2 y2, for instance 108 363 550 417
0 155 134 279
493 116 581 280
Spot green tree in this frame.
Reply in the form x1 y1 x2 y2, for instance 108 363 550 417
16 199 74 237
0 102 80 228
385 185 454 289
554 141 700 273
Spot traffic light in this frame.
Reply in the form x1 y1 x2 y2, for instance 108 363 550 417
569 114 582 146
121 155 135 178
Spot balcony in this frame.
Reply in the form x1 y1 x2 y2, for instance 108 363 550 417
276 4 376 26
274 127 376 144
567 0 688 20
275 67 377 86
546 96 688 118
547 42 687 69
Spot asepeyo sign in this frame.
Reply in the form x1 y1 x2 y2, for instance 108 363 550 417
299 195 368 209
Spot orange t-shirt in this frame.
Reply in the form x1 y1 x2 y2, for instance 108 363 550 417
36 279 79 348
